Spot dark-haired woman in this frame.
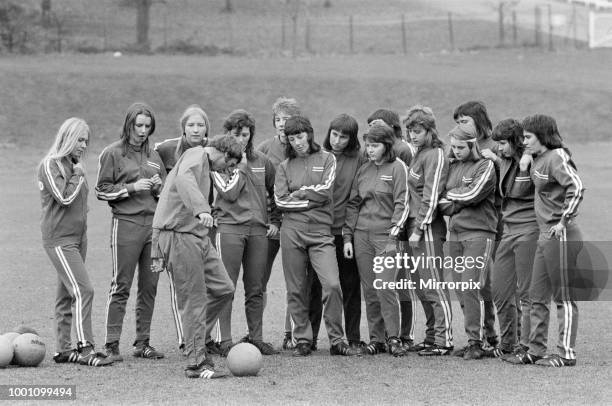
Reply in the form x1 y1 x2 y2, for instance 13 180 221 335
96 102 166 362
504 114 584 367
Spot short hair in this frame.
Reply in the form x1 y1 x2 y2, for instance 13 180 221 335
207 134 244 164
180 104 210 140
367 109 402 139
363 122 397 163
323 114 360 155
223 109 256 160
492 118 524 159
403 105 444 149
39 117 90 169
284 116 321 159
120 102 156 156
521 114 566 151
448 123 482 162
272 97 301 127
453 101 492 141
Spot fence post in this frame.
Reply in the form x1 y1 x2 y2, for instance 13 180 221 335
535 6 541 47
401 14 407 55
282 14 286 49
548 4 553 51
499 2 505 47
163 6 168 49
349 15 354 54
305 19 311 53
572 3 578 48
447 12 455 51
512 10 517 47
292 13 298 58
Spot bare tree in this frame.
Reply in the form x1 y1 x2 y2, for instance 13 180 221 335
41 0 51 26
120 0 152 50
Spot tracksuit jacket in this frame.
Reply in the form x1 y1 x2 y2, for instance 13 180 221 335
329 150 367 235
343 158 410 244
155 136 207 173
257 136 287 169
498 156 537 233
39 157 88 247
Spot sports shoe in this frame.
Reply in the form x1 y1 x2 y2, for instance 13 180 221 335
133 341 164 359
78 346 113 367
400 337 416 352
502 351 542 365
239 335 251 343
251 340 280 355
364 341 387 355
418 344 453 356
388 337 407 357
103 341 123 362
349 340 366 351
463 344 484 360
535 354 576 367
292 342 312 357
206 340 223 355
282 332 296 350
410 341 434 352
185 359 227 379
485 346 513 358
486 336 499 348
218 341 234 358
330 341 361 356
452 345 467 357
53 349 80 364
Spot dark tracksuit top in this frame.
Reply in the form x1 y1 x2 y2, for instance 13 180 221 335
257 136 288 242
329 150 367 236
155 136 207 174
394 139 416 167
498 156 537 233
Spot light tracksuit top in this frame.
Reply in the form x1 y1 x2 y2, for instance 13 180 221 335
95 140 166 224
274 149 336 232
212 150 280 235
441 157 497 239
38 157 88 247
530 148 584 230
498 156 537 234
257 136 287 169
151 146 214 258
407 146 448 235
343 158 410 244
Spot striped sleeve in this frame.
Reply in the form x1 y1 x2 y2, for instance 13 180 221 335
416 148 447 231
211 164 246 203
274 160 310 211
297 152 336 203
95 147 129 201
389 159 410 239
446 159 495 204
40 158 85 206
553 149 585 222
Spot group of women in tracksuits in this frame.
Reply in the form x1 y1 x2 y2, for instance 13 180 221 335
39 97 585 368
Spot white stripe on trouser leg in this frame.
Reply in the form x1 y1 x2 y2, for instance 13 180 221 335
104 218 119 344
426 226 453 347
214 232 224 343
167 269 184 345
409 288 417 340
55 247 85 344
290 316 297 346
560 229 573 359
478 238 493 342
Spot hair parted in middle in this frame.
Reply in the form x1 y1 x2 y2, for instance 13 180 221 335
223 109 256 160
180 104 210 140
403 104 444 150
207 133 244 164
367 108 403 140
323 113 360 156
448 122 482 162
453 100 492 141
120 102 156 157
521 114 568 154
364 122 397 163
284 115 321 159
39 117 90 171
272 97 301 127
492 118 524 159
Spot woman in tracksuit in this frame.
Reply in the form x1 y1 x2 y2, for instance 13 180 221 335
504 114 584 367
439 123 497 360
403 105 453 356
39 118 112 367
343 122 410 357
212 109 280 356
96 102 166 361
489 119 538 358
275 115 358 357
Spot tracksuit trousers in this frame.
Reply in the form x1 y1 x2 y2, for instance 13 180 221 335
280 225 345 346
45 237 95 352
157 230 235 366
105 217 159 345
528 224 582 360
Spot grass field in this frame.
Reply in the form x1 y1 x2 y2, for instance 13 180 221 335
1 49 612 405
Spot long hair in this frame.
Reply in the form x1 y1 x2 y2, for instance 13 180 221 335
207 134 244 164
521 114 570 156
39 117 90 170
492 118 524 160
175 104 209 161
403 105 444 150
284 116 320 159
120 102 156 157
364 122 396 163
223 109 256 160
367 109 402 140
323 113 360 156
453 101 492 141
448 123 481 162
272 97 301 127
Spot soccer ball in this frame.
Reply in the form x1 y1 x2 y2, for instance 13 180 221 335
226 343 263 377
13 333 46 367
0 336 13 368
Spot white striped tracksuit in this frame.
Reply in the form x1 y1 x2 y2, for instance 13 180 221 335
441 157 497 347
95 140 166 346
275 149 346 346
39 156 94 352
407 146 453 348
343 158 410 343
492 156 538 351
529 148 585 360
